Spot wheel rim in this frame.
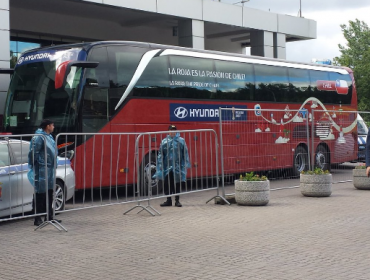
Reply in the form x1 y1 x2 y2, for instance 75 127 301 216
54 183 64 211
144 161 158 190
316 152 326 169
295 152 306 172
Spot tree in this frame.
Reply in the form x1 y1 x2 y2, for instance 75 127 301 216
333 19 370 112
10 50 18 68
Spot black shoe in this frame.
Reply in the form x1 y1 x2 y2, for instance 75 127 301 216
34 217 43 226
160 199 172 207
175 201 182 207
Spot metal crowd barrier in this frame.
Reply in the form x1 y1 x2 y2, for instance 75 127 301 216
312 109 366 184
0 134 52 228
124 129 228 216
55 132 141 214
56 130 228 219
218 107 364 190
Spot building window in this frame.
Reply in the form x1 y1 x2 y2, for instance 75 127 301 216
10 41 40 68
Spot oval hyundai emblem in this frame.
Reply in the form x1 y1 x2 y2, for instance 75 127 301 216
174 107 188 119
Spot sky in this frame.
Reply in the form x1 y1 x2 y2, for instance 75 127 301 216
220 0 370 63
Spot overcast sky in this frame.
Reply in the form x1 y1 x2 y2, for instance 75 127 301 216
219 0 370 63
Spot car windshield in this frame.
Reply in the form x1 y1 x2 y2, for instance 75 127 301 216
358 118 368 135
3 48 84 135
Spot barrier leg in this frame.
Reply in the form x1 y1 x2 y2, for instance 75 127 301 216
123 201 156 216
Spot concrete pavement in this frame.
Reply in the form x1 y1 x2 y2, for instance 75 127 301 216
1 181 370 280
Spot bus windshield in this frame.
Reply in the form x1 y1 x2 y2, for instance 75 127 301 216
3 48 84 135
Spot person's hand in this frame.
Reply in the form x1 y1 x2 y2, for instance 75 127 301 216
366 166 370 177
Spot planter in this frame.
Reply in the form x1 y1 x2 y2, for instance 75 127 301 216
300 174 332 197
353 169 370 190
235 180 270 206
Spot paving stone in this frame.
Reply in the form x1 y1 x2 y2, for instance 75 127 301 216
0 182 370 279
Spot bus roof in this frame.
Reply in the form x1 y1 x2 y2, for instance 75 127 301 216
20 40 349 74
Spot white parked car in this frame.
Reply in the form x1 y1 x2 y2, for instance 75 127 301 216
0 139 75 218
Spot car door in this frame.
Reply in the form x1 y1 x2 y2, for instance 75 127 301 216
0 142 19 217
9 141 34 214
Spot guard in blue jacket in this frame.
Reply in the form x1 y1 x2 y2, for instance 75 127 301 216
366 128 370 177
28 119 61 226
154 125 190 207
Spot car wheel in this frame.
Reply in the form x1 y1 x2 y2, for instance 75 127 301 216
55 180 65 211
293 146 309 176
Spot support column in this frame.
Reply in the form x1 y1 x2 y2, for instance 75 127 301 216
178 19 204 50
250 30 274 58
274 32 286 59
0 0 10 122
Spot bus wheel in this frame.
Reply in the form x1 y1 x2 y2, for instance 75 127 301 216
141 153 162 196
315 145 330 171
293 146 309 176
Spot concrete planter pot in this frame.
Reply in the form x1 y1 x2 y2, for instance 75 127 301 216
300 174 332 197
353 169 370 190
235 180 270 206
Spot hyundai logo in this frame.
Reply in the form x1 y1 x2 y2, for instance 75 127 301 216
174 107 188 119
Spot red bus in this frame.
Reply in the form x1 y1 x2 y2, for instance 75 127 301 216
2 41 358 190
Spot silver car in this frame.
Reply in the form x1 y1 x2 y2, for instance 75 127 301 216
0 139 75 218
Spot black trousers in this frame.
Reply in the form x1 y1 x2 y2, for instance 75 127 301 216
162 171 184 201
33 190 54 221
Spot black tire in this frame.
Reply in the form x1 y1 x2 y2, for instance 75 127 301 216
140 153 162 196
293 146 309 176
315 145 330 172
54 180 65 211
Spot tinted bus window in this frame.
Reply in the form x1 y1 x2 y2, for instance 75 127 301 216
134 56 170 98
254 64 289 102
108 46 147 88
168 56 215 99
287 68 311 103
213 60 255 100
329 72 352 105
83 47 110 133
309 70 351 105
107 45 147 114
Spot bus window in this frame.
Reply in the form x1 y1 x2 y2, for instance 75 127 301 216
213 60 255 101
168 56 215 99
329 72 352 105
83 47 110 133
309 70 330 103
107 45 148 114
287 68 311 103
254 64 289 102
135 55 170 97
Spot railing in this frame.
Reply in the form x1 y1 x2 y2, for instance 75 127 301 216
218 107 362 190
0 134 54 228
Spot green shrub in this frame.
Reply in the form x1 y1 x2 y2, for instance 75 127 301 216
355 164 366 169
239 172 268 181
301 167 330 175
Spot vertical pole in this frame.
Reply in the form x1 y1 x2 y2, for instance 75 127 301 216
219 108 225 197
311 109 315 171
305 109 311 170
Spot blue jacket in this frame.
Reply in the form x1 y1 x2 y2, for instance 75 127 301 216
366 129 370 168
153 133 191 183
28 129 56 193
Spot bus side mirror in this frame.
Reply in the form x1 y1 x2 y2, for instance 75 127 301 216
55 61 99 89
